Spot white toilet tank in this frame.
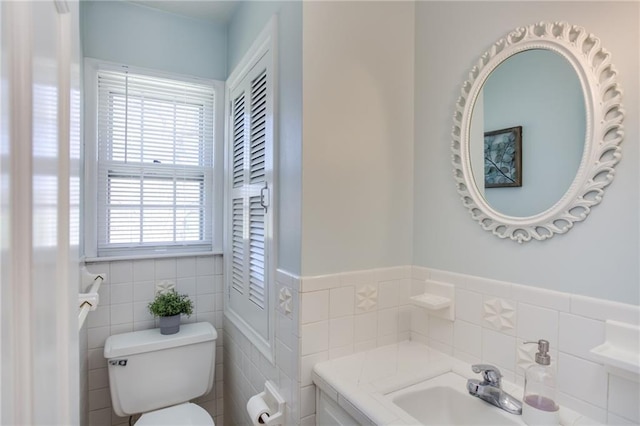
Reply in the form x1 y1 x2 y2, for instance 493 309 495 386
104 322 217 417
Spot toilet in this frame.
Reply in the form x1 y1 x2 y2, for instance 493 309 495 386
104 322 217 425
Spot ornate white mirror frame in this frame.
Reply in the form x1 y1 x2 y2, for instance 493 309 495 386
452 21 625 243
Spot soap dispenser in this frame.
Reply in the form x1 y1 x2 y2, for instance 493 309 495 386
522 340 559 425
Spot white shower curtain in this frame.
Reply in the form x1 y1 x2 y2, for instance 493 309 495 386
0 1 81 424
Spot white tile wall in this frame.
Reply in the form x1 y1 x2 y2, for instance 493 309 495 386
297 265 640 425
297 267 415 425
415 266 640 425
224 269 301 426
84 255 223 426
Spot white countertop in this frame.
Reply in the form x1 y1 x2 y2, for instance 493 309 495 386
312 340 599 426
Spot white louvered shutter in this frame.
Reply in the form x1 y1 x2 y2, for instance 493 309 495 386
227 53 272 340
96 68 214 256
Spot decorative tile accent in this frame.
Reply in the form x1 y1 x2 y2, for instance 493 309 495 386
155 279 175 295
517 341 537 373
356 284 378 313
483 298 516 331
279 286 293 315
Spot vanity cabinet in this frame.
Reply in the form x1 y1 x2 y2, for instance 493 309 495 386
316 388 361 426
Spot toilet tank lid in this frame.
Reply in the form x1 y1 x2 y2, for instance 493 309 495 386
104 322 217 359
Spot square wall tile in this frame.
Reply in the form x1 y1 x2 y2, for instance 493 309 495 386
110 303 133 325
300 385 316 418
481 329 516 372
133 259 155 282
455 288 483 325
275 339 294 379
329 286 355 318
398 279 412 305
378 281 400 309
88 387 111 411
557 352 607 408
154 258 176 279
608 375 640 423
177 257 197 278
428 315 453 346
411 305 429 336
196 275 214 295
88 368 109 391
329 317 354 348
301 321 328 356
516 303 559 348
177 277 197 298
87 305 110 328
133 281 154 302
109 261 133 284
453 320 482 358
607 413 638 425
398 305 411 333
196 256 216 276
110 283 133 305
378 308 399 337
556 392 607 424
329 344 354 360
354 312 377 343
196 294 215 313
89 408 111 426
88 326 110 350
214 256 223 275
133 302 154 323
558 313 605 362
301 351 328 386
301 290 329 324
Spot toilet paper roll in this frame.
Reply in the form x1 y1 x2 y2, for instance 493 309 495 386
247 394 271 425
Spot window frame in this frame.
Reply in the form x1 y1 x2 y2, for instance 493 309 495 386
83 59 225 260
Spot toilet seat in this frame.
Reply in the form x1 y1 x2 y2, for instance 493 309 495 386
135 403 214 426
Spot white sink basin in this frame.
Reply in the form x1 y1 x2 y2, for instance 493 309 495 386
386 372 525 425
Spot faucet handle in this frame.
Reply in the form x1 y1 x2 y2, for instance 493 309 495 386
471 364 502 387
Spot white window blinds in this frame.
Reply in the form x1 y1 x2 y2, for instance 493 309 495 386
96 69 215 256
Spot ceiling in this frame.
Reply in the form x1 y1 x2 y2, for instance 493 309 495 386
127 1 240 24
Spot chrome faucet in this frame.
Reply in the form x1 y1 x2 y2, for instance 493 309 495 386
467 364 522 415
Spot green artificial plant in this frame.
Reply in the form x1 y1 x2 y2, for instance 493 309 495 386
147 290 193 317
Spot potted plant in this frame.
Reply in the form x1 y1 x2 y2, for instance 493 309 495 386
147 290 193 335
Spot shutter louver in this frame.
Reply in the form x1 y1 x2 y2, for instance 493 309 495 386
248 196 265 308
96 68 215 256
249 70 267 184
231 197 244 294
232 92 245 188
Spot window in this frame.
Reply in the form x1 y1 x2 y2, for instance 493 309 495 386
85 61 222 258
224 17 276 360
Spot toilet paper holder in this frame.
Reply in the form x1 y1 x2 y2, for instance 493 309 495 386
247 381 285 425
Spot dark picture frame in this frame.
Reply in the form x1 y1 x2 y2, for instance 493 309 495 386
484 126 522 188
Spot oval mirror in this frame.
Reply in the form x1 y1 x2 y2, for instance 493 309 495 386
452 21 624 242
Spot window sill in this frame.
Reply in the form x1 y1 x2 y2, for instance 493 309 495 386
83 249 223 263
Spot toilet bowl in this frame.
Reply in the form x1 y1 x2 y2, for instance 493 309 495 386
104 322 217 425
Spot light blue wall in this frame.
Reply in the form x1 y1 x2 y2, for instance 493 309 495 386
414 1 639 304
227 1 303 275
482 49 585 216
81 1 227 80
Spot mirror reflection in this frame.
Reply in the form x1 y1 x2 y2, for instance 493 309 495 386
470 49 586 217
